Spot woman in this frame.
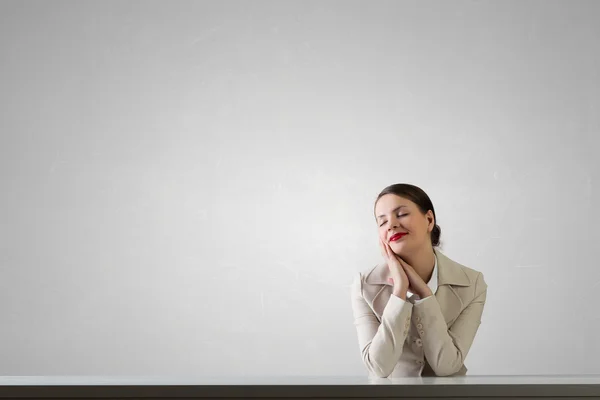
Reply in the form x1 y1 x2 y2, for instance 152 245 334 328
351 183 487 377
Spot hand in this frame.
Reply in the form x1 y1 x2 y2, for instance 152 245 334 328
379 238 409 300
401 261 433 299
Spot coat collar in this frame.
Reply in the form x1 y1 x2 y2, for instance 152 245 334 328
364 248 471 287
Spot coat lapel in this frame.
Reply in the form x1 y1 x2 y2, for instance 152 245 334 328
371 284 392 321
434 249 471 325
434 285 463 325
363 261 392 320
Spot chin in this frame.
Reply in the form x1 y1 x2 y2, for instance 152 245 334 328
389 242 406 254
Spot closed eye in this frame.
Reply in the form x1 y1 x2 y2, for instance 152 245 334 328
379 213 408 227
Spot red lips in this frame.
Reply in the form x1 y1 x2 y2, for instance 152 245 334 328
389 233 407 242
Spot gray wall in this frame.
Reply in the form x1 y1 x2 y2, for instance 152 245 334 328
1 0 599 376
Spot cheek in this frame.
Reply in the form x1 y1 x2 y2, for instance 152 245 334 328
401 218 414 231
379 226 390 239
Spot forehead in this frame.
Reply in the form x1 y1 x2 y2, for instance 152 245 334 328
375 194 414 217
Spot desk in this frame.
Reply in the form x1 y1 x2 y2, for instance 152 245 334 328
1 375 600 399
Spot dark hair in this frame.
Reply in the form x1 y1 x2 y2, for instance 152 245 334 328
374 183 442 247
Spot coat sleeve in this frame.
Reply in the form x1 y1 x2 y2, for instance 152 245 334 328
350 273 413 378
412 272 487 376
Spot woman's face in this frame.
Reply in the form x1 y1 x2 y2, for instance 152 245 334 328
375 194 435 255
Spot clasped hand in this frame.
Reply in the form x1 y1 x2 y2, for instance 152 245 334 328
379 238 433 300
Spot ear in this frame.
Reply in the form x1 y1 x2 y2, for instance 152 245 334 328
426 210 435 232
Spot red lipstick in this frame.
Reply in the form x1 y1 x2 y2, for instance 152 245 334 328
389 233 407 242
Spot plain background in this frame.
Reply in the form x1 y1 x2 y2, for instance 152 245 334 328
1 0 599 376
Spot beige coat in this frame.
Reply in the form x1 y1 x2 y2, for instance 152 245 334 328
350 249 487 377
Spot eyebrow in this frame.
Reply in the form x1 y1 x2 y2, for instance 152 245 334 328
376 205 408 219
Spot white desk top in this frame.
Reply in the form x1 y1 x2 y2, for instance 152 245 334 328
1 375 600 386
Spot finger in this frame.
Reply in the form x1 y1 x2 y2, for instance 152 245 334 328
402 263 425 285
397 257 413 271
403 265 417 279
396 258 414 278
381 239 391 258
383 241 391 258
400 261 416 276
383 240 394 258
403 262 418 275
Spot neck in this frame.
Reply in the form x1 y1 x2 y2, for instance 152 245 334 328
403 246 436 283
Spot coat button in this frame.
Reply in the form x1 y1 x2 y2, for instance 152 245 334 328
416 323 423 329
415 338 423 347
419 330 425 336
